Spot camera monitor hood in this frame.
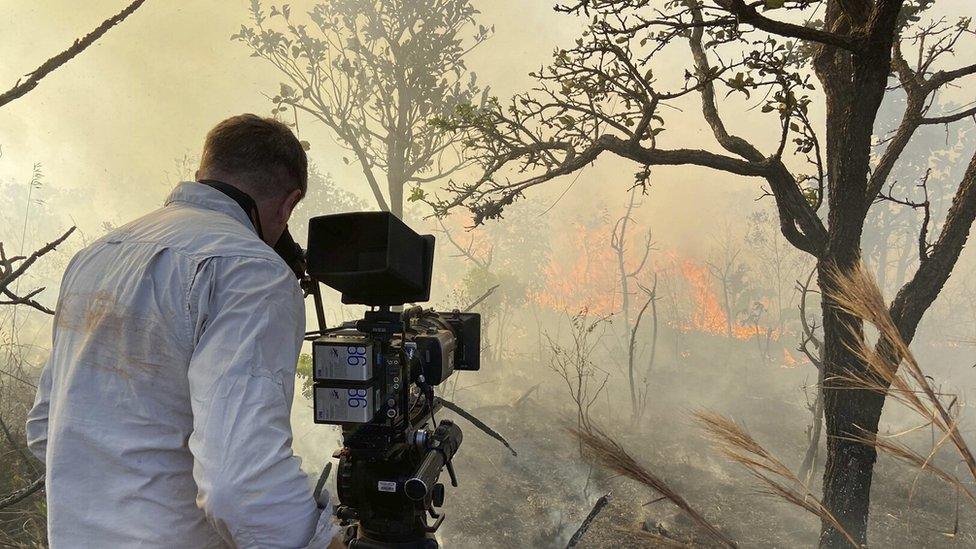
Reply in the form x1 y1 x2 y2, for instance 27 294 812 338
306 212 435 306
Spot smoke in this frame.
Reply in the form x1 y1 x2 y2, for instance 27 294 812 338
2 1 976 547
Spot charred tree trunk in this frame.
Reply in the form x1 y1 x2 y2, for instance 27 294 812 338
814 1 896 543
816 43 976 546
818 299 882 548
817 250 878 548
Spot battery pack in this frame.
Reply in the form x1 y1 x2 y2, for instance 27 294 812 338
313 381 382 425
313 331 374 381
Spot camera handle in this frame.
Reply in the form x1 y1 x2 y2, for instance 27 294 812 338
404 420 462 502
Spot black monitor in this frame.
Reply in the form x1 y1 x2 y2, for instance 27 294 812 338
306 212 435 306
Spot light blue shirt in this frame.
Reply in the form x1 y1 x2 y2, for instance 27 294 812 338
26 182 337 548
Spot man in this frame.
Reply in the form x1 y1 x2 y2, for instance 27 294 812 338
26 114 341 548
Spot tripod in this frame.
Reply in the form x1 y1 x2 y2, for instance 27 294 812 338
336 419 461 549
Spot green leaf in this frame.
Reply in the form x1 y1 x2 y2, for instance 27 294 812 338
408 186 427 202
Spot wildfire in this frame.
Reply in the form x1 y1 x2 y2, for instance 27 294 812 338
529 223 619 315
679 259 729 334
672 257 769 340
782 348 798 368
446 214 780 344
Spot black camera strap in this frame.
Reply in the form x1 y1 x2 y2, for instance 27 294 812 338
197 179 265 241
197 179 306 280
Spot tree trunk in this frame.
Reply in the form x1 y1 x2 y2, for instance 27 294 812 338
813 2 896 540
798 375 825 485
389 179 404 219
818 259 884 548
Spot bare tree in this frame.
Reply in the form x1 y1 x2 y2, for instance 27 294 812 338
433 1 976 545
611 188 653 331
0 228 74 547
795 268 825 485
746 209 809 331
610 189 654 421
628 277 658 425
235 0 490 218
546 309 612 434
706 228 751 339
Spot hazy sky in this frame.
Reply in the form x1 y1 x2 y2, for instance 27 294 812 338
0 1 581 221
1 0 973 257
0 0 771 257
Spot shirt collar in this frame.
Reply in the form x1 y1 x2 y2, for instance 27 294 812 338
165 181 258 236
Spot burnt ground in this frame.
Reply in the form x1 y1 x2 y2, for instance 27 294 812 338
433 334 976 548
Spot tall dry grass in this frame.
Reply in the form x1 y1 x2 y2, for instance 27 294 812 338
694 411 860 547
569 423 738 548
825 263 976 499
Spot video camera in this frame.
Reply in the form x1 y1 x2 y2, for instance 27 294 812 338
300 212 481 548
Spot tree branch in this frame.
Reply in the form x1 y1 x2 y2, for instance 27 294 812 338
0 475 44 510
920 105 976 126
715 0 859 52
0 227 75 315
603 135 768 177
928 62 976 89
888 150 976 341
0 0 149 109
689 8 764 163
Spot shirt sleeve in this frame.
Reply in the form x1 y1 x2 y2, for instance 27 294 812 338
25 359 53 463
186 255 338 548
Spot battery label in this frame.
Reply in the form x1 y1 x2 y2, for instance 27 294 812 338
313 333 374 381
314 385 380 424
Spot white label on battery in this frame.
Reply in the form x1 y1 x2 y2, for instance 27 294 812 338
314 385 378 423
314 334 373 381
377 481 397 493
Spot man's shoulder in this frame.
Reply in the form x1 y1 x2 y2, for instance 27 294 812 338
97 202 281 265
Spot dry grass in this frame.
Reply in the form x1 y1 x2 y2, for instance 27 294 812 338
569 422 738 548
610 525 695 548
694 411 861 548
826 263 976 496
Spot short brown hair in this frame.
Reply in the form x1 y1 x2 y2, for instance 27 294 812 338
199 114 307 198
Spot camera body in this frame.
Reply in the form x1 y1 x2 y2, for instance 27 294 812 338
303 212 480 547
311 310 479 426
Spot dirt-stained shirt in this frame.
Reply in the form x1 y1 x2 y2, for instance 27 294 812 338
26 182 338 548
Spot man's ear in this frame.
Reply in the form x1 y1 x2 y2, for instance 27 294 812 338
280 188 303 220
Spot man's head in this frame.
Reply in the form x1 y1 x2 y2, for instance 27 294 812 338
196 114 307 245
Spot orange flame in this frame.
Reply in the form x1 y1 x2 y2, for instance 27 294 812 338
529 223 618 315
679 259 728 334
782 348 798 368
440 216 780 343
671 257 770 340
